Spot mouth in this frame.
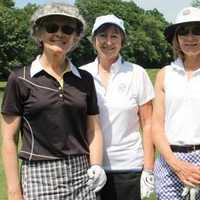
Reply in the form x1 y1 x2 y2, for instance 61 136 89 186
184 43 198 47
102 46 115 51
50 39 67 45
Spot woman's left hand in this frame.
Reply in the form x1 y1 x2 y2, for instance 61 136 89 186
87 165 107 192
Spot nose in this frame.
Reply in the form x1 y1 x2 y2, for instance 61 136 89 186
55 27 63 37
105 36 113 45
186 31 196 40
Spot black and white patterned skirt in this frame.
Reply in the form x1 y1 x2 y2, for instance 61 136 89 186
21 155 96 200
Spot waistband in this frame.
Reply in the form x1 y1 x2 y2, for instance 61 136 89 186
170 144 200 153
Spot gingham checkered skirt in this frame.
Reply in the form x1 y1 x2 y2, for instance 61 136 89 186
21 155 96 200
154 150 200 200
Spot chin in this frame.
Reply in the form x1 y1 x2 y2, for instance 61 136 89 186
52 47 69 55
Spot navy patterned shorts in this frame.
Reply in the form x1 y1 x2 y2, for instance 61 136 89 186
21 155 96 200
154 150 200 200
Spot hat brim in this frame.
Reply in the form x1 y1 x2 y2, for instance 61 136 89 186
164 21 200 43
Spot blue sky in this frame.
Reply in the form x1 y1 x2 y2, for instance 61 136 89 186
15 0 193 22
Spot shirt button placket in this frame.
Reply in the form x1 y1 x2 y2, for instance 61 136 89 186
58 86 64 100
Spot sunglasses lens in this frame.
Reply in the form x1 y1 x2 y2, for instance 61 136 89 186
177 25 200 36
45 23 59 33
192 26 200 35
177 27 189 36
44 23 75 35
61 25 75 35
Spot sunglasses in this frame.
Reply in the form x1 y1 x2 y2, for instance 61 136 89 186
44 23 76 35
176 25 200 36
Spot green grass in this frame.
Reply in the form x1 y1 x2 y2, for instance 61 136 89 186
0 70 159 200
147 68 158 84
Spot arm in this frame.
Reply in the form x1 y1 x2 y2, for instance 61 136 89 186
139 100 154 170
1 114 22 200
86 114 103 166
86 114 106 192
152 68 200 186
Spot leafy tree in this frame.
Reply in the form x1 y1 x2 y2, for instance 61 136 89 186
0 0 14 8
192 0 200 7
0 4 38 79
75 0 171 67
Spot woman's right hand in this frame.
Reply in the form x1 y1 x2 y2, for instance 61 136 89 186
171 158 200 186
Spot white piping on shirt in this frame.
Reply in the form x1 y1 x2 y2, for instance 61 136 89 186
18 77 59 92
23 116 34 161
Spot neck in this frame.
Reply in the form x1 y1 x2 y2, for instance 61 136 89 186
40 53 68 74
98 56 118 72
184 55 200 70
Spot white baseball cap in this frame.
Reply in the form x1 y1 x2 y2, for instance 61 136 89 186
92 14 125 36
165 6 200 43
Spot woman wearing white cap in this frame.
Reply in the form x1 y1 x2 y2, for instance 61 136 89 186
1 2 106 199
153 6 200 200
81 14 155 200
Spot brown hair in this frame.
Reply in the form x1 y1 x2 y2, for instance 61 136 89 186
171 29 185 61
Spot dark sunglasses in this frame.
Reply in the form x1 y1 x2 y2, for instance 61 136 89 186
44 23 76 35
176 25 200 36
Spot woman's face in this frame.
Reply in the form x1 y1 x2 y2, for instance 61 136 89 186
39 16 79 56
176 24 200 57
93 25 123 62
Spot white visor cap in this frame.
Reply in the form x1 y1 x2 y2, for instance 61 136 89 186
175 6 200 24
92 14 125 36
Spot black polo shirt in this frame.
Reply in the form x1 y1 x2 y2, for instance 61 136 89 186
1 60 99 161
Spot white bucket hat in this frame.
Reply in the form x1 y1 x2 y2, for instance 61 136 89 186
165 6 200 43
92 14 125 37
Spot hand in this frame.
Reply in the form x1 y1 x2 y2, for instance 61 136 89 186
87 165 107 192
171 159 200 186
140 170 154 199
182 186 200 200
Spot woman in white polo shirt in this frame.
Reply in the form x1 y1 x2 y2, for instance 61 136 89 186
153 7 200 200
81 14 155 200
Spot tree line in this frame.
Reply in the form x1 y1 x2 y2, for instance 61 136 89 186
0 0 196 79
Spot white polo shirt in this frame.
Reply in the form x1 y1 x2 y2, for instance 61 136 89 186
164 58 200 145
81 57 154 170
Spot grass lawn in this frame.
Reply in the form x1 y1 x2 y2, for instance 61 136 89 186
0 68 159 200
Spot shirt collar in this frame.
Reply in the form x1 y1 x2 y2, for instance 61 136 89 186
93 55 123 75
171 57 200 74
30 55 81 78
171 57 185 72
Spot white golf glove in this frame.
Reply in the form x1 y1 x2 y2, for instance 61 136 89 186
87 165 107 192
182 186 200 200
140 170 155 199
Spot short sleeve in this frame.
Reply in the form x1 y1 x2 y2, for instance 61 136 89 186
137 68 155 106
86 74 99 115
1 71 24 115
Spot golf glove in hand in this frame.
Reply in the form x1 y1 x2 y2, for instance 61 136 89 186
140 170 155 199
182 186 199 200
87 165 107 193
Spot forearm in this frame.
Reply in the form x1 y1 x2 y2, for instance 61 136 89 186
87 115 103 166
143 124 155 170
2 139 22 199
88 129 103 166
1 115 22 200
153 130 177 169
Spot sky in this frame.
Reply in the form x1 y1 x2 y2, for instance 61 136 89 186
15 0 193 22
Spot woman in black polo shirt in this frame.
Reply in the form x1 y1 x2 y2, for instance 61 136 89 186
1 2 106 200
